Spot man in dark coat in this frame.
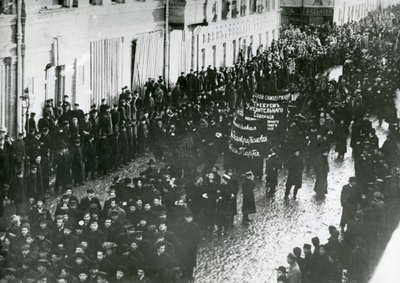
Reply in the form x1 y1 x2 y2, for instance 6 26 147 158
242 171 256 224
178 212 201 280
54 147 72 194
150 119 165 161
39 128 52 195
80 113 93 140
70 138 85 186
97 133 111 176
152 241 174 283
26 130 41 160
314 151 329 198
83 134 97 180
334 120 349 159
265 148 281 196
72 103 85 122
177 72 188 99
99 106 113 136
137 118 149 155
340 177 358 231
200 172 218 234
79 188 101 212
111 103 121 133
25 112 37 134
11 133 25 173
11 170 26 215
216 174 235 236
284 150 304 200
26 165 38 200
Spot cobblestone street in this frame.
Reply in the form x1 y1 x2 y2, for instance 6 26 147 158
193 120 388 283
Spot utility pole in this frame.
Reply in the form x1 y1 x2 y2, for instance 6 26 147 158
164 0 170 86
16 0 23 134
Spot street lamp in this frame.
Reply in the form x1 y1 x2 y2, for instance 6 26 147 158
19 88 31 135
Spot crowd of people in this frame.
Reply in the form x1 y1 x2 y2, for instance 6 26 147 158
0 3 400 283
273 6 400 283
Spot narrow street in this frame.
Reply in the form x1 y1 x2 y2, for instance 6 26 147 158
193 120 388 283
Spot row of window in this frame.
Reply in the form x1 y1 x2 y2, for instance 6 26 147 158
223 0 277 20
200 29 277 68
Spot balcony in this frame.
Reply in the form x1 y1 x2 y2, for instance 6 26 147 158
170 0 208 26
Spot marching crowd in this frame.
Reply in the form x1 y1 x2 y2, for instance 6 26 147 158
273 6 400 283
0 3 400 283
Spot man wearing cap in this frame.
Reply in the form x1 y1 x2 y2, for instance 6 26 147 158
10 169 26 215
3 267 19 283
178 212 200 280
242 171 256 224
25 128 41 161
35 259 55 282
79 188 101 212
152 241 174 283
10 132 25 173
265 148 281 197
96 250 115 276
72 103 85 121
99 105 113 136
340 177 358 231
216 174 235 236
284 150 304 200
150 119 166 161
43 99 55 120
70 138 85 186
62 95 71 112
25 112 38 134
137 117 149 156
55 146 73 194
275 266 287 280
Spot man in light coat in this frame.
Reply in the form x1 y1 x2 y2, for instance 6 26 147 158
287 252 301 283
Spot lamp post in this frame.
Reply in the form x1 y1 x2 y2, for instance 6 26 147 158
20 89 31 136
164 0 170 86
17 0 23 135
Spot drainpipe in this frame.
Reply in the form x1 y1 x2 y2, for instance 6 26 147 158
16 0 23 134
164 0 170 86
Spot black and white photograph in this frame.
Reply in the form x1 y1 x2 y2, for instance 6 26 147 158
0 0 400 282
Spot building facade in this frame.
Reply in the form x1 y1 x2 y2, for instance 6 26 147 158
168 0 281 83
281 0 399 26
1 0 280 135
0 0 165 135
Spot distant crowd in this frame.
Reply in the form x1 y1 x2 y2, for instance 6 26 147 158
0 3 400 283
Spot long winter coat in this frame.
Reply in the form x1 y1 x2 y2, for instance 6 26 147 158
335 122 349 155
286 155 304 188
242 178 256 214
314 154 329 196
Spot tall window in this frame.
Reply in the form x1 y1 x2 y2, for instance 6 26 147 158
231 0 238 18
221 0 227 20
265 0 270 12
201 49 206 68
212 46 217 68
233 40 237 64
250 0 257 14
240 0 246 16
55 65 65 102
222 43 227 67
272 0 275 10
